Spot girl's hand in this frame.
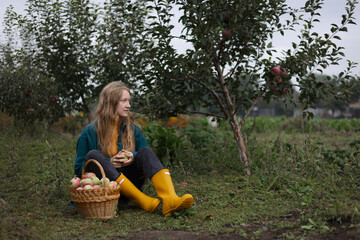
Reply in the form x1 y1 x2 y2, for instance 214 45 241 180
110 154 123 168
117 149 134 167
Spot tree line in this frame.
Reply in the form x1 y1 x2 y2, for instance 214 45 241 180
1 0 359 174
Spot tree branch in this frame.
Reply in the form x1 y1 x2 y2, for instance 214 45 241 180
212 59 233 119
240 89 265 127
176 75 230 118
225 19 250 80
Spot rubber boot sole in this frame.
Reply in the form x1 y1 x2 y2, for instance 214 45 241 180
163 194 194 217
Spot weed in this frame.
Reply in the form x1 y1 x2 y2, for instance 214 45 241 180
143 123 184 167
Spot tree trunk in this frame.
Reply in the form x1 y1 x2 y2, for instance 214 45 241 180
229 115 250 175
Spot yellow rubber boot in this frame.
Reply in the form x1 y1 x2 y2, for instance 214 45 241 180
116 173 160 213
151 169 194 217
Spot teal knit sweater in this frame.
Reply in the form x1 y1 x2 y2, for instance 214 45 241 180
74 121 148 177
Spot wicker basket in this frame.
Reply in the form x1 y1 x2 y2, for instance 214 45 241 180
69 159 121 219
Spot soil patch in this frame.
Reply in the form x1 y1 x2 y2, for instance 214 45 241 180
117 225 360 240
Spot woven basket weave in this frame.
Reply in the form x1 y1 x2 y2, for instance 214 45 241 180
69 159 121 219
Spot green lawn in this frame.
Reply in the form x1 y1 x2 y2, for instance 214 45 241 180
1 117 359 239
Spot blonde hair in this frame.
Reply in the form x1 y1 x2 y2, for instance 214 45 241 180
95 81 140 157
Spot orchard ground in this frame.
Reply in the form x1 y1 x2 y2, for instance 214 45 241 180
1 113 360 239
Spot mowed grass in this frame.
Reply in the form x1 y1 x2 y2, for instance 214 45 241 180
0 116 360 239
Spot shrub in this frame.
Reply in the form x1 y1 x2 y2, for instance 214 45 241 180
142 123 184 167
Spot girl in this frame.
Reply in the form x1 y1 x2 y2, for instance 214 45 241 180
74 81 193 216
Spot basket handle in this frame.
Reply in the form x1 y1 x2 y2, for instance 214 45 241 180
82 159 108 188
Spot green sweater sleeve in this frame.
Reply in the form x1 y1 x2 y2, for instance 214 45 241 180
74 122 98 177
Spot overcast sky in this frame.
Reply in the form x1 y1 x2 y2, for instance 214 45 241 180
0 0 359 76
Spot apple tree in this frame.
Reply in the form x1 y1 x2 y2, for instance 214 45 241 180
133 0 359 174
0 0 149 124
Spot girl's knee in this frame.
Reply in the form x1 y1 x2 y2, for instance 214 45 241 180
86 149 103 160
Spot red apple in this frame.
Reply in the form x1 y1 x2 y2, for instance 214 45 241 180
271 65 281 76
84 185 94 190
108 181 118 187
69 177 81 189
280 68 286 76
274 76 282 83
82 172 96 179
283 88 289 95
80 178 94 187
222 30 232 40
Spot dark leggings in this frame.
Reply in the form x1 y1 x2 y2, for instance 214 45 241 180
84 147 163 191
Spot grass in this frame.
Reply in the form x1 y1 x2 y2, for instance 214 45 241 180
0 116 360 239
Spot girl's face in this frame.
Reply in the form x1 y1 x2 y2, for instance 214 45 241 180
116 90 131 118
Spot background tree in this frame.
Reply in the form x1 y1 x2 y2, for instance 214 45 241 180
0 0 148 123
0 6 63 125
134 0 359 174
96 0 149 93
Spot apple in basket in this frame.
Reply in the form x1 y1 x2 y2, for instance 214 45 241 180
90 176 100 185
80 178 94 187
109 181 118 187
84 185 94 190
82 172 96 179
93 185 101 189
76 187 84 190
69 176 81 189
100 177 110 187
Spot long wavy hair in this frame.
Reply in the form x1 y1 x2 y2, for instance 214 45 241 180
95 81 140 157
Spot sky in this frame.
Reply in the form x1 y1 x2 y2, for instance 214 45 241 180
0 0 359 76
